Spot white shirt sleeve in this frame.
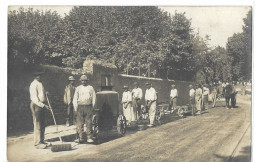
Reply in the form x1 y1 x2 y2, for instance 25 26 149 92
144 90 148 101
92 87 96 107
128 91 132 101
139 88 143 99
29 82 45 108
73 87 79 111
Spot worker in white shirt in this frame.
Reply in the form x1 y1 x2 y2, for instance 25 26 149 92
122 85 133 125
202 84 209 110
195 84 203 115
73 75 96 144
189 85 196 115
29 71 50 149
132 82 143 120
145 82 157 127
169 84 178 112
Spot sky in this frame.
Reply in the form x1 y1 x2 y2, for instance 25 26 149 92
8 6 251 48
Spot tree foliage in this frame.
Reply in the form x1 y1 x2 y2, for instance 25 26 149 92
8 7 252 82
226 9 252 81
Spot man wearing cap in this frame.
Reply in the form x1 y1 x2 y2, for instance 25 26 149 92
144 82 157 127
64 76 76 127
122 85 133 125
73 75 96 143
29 71 50 149
202 84 209 110
169 84 178 112
131 82 143 120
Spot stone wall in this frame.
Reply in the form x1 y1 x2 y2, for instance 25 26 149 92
7 61 193 132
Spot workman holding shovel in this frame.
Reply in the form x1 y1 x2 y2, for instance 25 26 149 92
29 71 51 149
73 75 96 144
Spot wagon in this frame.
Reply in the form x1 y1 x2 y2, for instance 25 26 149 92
91 90 127 142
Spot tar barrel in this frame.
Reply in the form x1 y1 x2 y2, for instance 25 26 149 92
94 91 119 130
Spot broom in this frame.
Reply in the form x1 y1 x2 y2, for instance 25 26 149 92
46 93 72 152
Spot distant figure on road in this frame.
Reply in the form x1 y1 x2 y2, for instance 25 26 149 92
64 76 76 127
189 85 196 116
122 85 133 125
29 71 50 149
211 83 218 108
169 84 178 112
202 84 209 110
223 80 236 109
145 82 157 127
73 75 96 144
195 84 203 115
132 82 143 120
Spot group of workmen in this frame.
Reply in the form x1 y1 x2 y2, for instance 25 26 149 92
122 80 237 126
29 72 96 149
29 70 237 149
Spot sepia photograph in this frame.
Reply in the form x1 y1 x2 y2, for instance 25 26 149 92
6 5 252 162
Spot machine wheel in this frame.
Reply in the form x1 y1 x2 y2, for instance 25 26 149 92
177 107 185 117
92 115 99 140
117 115 126 136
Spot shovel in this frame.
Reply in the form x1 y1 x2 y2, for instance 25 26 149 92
46 93 72 152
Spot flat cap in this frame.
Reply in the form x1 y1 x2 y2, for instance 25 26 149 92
68 76 76 81
80 75 89 81
145 82 151 85
33 71 44 76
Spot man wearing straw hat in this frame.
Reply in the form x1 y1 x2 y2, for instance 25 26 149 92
73 75 96 144
144 82 157 127
64 76 76 127
122 85 133 125
29 71 50 149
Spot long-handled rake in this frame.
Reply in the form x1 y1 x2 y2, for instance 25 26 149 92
46 93 72 152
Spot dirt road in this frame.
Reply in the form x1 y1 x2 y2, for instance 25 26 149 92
7 96 251 162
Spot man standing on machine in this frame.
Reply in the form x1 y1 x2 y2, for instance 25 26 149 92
73 75 96 144
29 71 50 149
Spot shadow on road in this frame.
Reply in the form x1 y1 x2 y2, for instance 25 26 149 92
214 145 251 162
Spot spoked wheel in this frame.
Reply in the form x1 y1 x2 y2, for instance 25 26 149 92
177 107 185 117
117 115 126 136
92 115 99 142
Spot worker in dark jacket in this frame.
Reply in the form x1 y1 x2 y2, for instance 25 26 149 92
64 76 76 126
224 81 236 109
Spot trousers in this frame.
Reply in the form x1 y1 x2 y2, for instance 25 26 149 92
66 103 74 125
195 96 202 111
30 102 45 146
148 101 157 125
169 98 177 110
123 103 134 123
132 98 141 120
76 105 93 140
202 95 208 110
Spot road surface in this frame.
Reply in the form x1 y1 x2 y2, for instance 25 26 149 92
7 95 251 162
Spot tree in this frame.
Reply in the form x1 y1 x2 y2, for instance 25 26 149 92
226 9 252 81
